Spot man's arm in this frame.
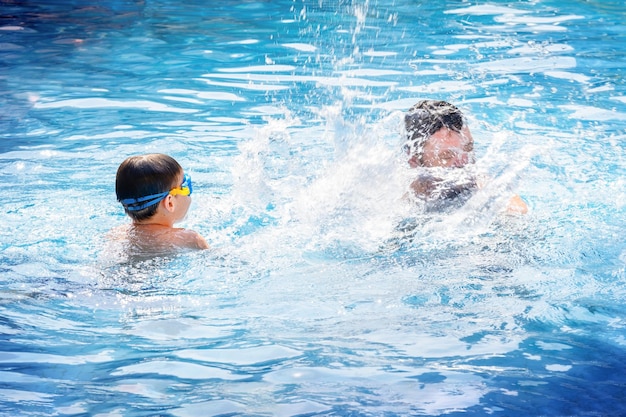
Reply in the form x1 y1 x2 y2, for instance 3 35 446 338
506 194 528 215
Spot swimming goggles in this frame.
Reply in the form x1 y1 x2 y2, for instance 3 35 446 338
121 173 192 212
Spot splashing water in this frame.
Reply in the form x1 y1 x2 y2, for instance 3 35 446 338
1 0 626 416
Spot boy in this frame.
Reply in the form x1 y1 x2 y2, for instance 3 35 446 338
111 153 209 254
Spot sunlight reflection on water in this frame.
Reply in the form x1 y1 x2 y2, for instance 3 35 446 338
1 0 626 415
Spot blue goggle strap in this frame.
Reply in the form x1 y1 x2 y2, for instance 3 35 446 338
120 191 169 212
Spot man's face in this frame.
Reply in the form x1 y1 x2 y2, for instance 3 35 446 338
408 126 475 169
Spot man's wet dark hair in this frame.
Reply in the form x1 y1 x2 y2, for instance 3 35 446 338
115 154 182 222
404 100 465 154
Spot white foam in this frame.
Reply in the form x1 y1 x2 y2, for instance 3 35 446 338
281 42 317 52
561 104 626 121
34 98 198 113
473 56 577 74
158 88 245 101
446 5 529 15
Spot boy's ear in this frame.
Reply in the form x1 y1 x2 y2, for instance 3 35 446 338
162 195 176 213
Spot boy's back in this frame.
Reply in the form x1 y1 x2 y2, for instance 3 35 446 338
110 153 209 258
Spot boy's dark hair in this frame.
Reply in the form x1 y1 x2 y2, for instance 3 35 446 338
404 100 464 148
116 154 182 222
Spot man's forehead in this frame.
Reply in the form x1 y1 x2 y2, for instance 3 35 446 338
427 129 470 149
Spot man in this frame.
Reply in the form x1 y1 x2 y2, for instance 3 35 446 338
404 100 527 214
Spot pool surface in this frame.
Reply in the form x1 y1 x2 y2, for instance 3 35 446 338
1 0 626 415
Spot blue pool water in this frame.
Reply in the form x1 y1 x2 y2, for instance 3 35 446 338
1 0 626 415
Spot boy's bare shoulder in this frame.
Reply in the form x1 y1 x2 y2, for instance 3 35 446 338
105 224 131 241
106 224 209 253
170 227 210 250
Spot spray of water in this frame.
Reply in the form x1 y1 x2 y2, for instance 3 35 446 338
198 96 543 276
